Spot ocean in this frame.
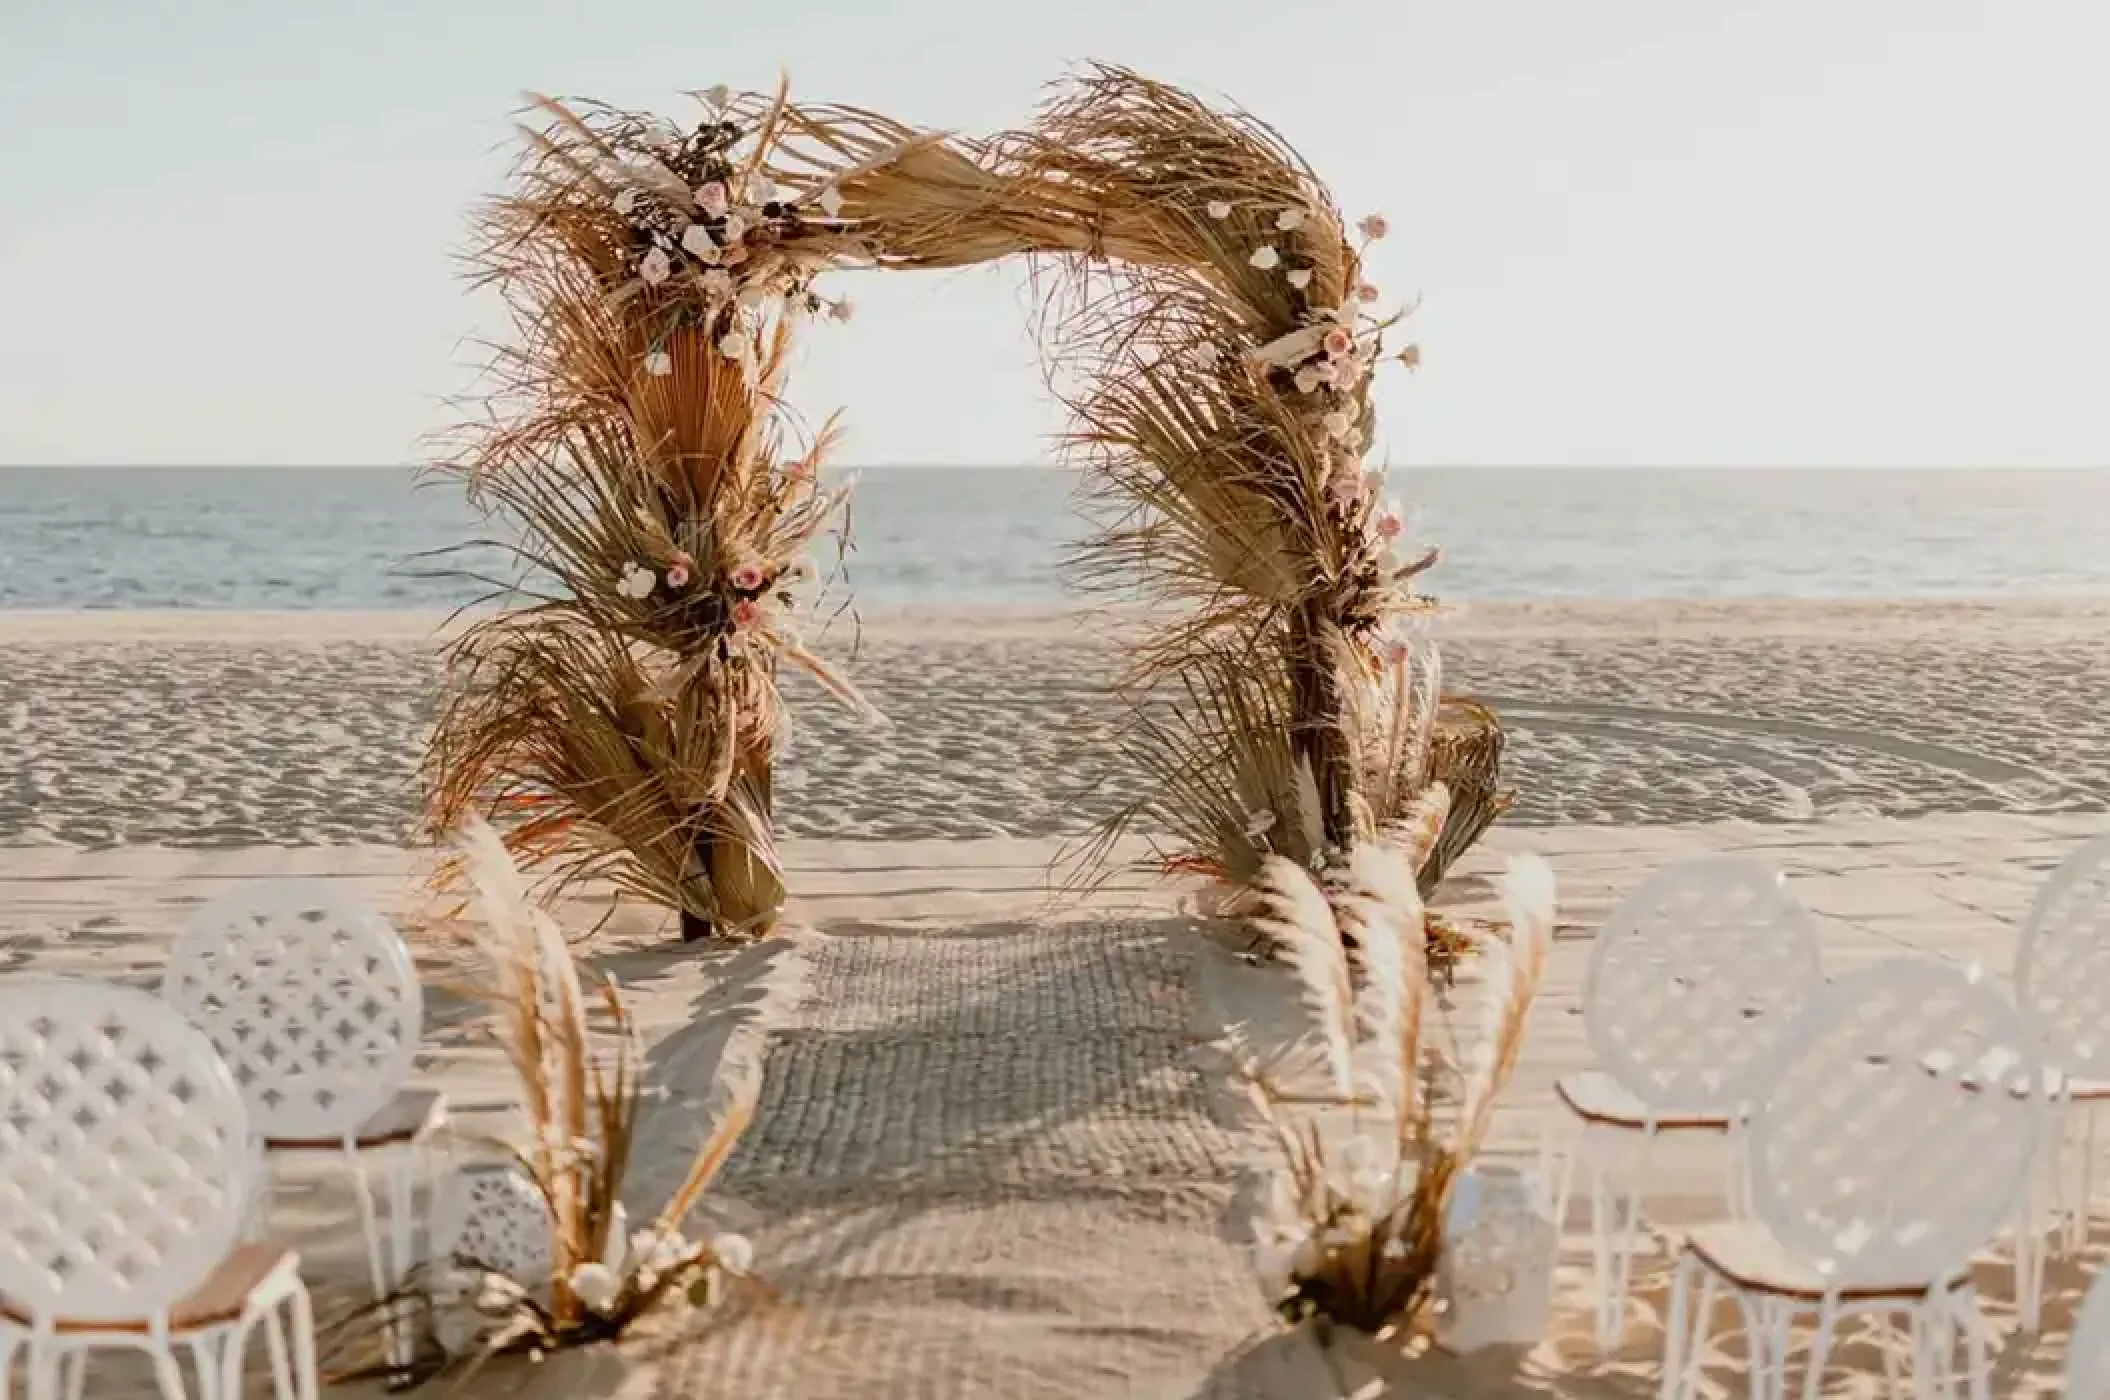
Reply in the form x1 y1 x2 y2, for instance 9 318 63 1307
2 465 2106 609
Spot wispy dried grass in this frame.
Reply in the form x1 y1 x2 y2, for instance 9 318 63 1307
1238 832 1556 1337
425 68 1507 943
339 817 763 1384
1011 67 1505 920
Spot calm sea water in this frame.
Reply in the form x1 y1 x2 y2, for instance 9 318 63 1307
2 466 2106 609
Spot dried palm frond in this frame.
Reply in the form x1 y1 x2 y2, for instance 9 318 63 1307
336 818 764 1385
425 85 925 941
1244 845 1556 1339
1012 67 1502 920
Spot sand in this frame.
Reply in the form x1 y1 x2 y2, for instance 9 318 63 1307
2 600 2107 1398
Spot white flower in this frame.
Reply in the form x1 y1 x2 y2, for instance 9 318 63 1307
817 185 845 218
612 188 640 217
694 182 730 218
711 1232 754 1274
568 1263 621 1315
630 1227 690 1275
1190 342 1221 371
718 331 746 361
701 84 732 108
680 224 720 260
1322 411 1355 441
701 269 734 301
1286 268 1312 290
1248 245 1281 271
721 213 748 243
637 247 672 287
616 562 656 600
1275 207 1305 232
1206 199 1233 220
643 350 673 377
1293 365 1322 394
828 298 855 323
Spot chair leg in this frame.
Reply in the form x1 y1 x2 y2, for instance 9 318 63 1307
1801 1298 1842 1400
1658 1251 1695 1400
2075 1106 2101 1253
146 1344 191 1400
264 1304 297 1400
23 1342 57 1400
57 1353 82 1400
187 1339 221 1400
289 1280 321 1400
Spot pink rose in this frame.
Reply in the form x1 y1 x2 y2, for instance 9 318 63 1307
730 599 761 629
728 563 767 593
1356 282 1380 304
1322 327 1355 360
695 182 729 218
1357 213 1390 241
664 562 692 589
1375 511 1404 541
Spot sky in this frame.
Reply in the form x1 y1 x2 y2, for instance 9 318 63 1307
2 1 2106 469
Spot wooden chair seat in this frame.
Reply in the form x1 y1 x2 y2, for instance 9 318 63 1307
264 1087 445 1153
0 1245 298 1335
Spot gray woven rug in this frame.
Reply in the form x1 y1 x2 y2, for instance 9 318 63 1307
648 921 1298 1399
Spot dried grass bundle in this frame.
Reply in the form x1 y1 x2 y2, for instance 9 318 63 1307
424 84 943 939
1013 67 1502 918
342 818 764 1384
1239 831 1556 1338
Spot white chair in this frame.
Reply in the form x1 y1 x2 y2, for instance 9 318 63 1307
0 978 319 1400
2011 832 2110 1330
162 879 445 1367
1544 856 1824 1348
1658 957 2043 1400
2068 1259 2110 1397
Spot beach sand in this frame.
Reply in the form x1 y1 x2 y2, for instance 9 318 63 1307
1 600 2106 1398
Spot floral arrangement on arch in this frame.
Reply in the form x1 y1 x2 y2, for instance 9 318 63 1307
1028 69 1510 937
424 81 1010 941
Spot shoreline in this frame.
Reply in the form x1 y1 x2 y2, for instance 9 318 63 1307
5 593 2110 645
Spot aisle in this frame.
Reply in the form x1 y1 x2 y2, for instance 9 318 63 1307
654 919 1282 1399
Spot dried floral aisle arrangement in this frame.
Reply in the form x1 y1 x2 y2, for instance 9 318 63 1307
339 819 763 1383
1235 805 1557 1349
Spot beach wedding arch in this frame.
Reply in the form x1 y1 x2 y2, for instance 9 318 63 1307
424 67 1509 942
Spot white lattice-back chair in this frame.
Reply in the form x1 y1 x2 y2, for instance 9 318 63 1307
163 879 445 1367
1542 856 1824 1348
0 978 318 1400
2011 833 2110 1330
1659 958 2043 1400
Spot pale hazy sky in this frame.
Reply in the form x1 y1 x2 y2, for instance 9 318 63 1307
3 2 2106 468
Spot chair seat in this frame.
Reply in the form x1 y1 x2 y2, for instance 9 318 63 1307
265 1087 446 1152
0 1246 297 1335
1554 1070 1733 1132
1685 1222 1960 1303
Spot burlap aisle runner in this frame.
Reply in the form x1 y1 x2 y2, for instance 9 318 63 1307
656 921 1280 1399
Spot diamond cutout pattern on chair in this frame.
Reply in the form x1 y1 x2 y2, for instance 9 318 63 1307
2015 834 2110 1081
1748 958 2041 1290
0 981 252 1321
163 880 423 1144
1585 856 1823 1116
